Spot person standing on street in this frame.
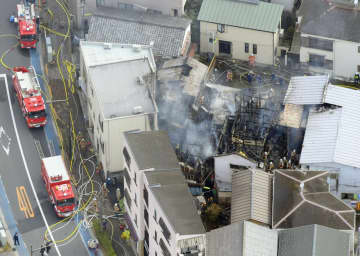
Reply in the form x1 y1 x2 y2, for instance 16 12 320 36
13 232 19 246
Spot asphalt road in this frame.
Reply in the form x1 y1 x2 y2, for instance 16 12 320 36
0 1 89 255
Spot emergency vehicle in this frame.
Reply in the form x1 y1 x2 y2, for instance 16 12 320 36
12 66 47 128
41 156 76 218
11 3 38 48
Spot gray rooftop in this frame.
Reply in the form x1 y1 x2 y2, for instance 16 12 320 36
299 0 360 43
88 7 191 57
124 131 180 170
80 41 157 119
272 170 355 230
278 224 350 256
145 170 205 235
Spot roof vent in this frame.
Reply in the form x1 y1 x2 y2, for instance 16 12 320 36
133 45 142 52
133 106 143 115
103 43 112 49
137 76 145 85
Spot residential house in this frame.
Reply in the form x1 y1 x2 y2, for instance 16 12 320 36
198 0 283 65
122 131 206 256
231 168 272 225
297 0 360 79
70 0 187 29
206 221 278 256
278 224 351 256
283 76 360 205
213 154 257 201
272 170 355 229
79 41 158 176
87 7 192 58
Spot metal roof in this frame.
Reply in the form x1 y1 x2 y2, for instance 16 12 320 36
300 84 360 168
206 221 278 256
278 224 350 256
283 76 329 105
124 131 180 171
145 170 205 235
197 0 283 33
300 108 342 164
88 7 191 57
272 170 355 230
42 156 69 183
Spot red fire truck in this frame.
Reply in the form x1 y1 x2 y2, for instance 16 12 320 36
12 3 38 48
12 66 47 128
41 156 76 218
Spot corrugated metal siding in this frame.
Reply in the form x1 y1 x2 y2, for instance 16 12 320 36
198 0 283 33
252 171 272 225
324 85 360 168
283 76 329 105
278 225 315 256
231 170 252 223
300 108 342 164
206 222 244 256
315 225 351 256
243 221 278 256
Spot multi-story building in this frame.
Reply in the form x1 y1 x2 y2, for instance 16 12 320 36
198 0 283 65
122 131 206 256
79 41 158 177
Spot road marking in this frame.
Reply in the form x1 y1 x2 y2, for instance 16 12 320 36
34 139 44 159
0 126 11 155
1 74 61 256
16 186 35 219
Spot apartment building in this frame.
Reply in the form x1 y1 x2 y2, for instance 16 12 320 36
122 131 206 256
79 41 158 177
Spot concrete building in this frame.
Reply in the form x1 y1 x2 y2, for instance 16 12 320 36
123 131 205 256
297 0 360 80
198 0 283 65
87 7 192 58
79 41 158 176
70 0 187 29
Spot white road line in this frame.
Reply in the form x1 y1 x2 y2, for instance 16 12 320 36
1 74 62 256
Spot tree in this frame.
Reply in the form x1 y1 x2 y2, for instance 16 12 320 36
205 203 222 223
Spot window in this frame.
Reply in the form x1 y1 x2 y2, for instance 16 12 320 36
98 115 103 133
358 65 360 72
123 147 131 168
219 40 231 54
134 172 137 185
144 229 149 252
245 43 249 53
309 54 325 67
253 44 257 54
134 214 137 227
159 217 171 242
134 193 137 207
155 252 157 256
308 37 333 51
217 24 225 33
144 208 149 227
154 230 158 244
209 38 213 43
173 9 178 16
358 46 360 53
144 186 149 207
341 193 355 200
124 189 131 208
101 141 104 153
91 86 94 96
124 168 131 189
159 238 171 256
154 209 157 222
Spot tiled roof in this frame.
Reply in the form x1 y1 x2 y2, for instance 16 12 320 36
272 170 355 230
198 0 283 33
283 76 329 105
88 8 191 57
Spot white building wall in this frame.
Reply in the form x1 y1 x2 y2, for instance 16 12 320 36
300 33 360 79
200 21 278 65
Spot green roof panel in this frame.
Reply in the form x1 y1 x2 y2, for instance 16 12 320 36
198 0 284 33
